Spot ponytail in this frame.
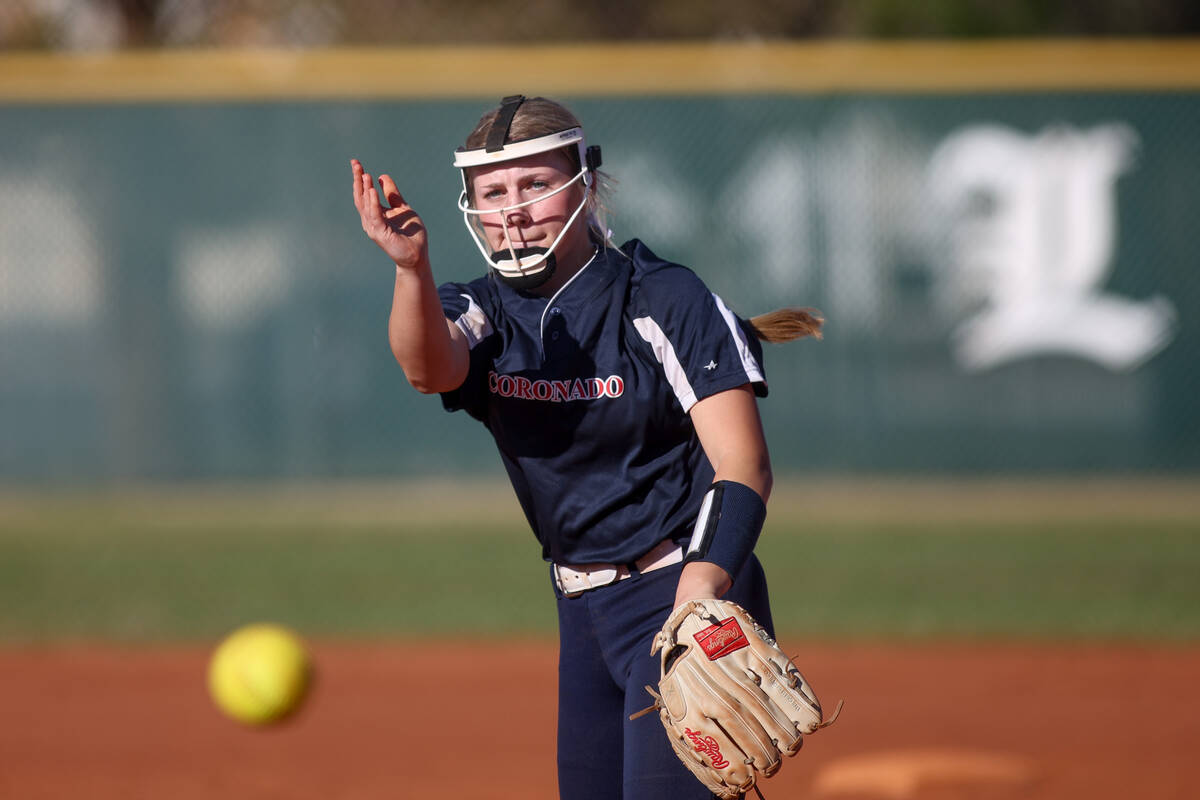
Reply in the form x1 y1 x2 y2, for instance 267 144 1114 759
746 308 824 344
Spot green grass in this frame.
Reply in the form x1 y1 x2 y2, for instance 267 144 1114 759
0 521 553 642
757 521 1200 641
2 491 1198 643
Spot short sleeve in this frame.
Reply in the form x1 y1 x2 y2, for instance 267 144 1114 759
437 280 498 420
630 259 767 414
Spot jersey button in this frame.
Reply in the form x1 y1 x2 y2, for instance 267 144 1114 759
551 331 561 341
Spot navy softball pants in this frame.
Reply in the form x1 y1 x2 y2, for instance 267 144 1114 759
553 553 773 800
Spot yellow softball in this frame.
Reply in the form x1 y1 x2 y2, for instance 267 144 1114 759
207 623 313 726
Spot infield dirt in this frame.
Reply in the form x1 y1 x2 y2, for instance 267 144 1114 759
1 640 1196 799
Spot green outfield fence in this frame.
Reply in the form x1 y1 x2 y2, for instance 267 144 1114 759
2 42 1199 481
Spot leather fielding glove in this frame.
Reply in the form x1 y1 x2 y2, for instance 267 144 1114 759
634 598 841 799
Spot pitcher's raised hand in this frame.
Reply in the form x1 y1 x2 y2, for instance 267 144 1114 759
351 159 429 272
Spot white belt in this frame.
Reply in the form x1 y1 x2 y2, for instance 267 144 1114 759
553 539 684 598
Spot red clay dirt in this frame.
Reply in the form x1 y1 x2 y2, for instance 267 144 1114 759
1 640 1197 799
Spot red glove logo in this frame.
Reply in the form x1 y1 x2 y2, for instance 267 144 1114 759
684 727 730 769
694 616 749 660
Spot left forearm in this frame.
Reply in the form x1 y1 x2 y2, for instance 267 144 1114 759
674 385 774 607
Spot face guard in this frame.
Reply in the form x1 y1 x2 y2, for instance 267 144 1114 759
453 95 601 290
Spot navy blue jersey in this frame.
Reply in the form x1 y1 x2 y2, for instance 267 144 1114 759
438 239 767 565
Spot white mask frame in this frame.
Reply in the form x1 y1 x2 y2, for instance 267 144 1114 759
453 108 601 284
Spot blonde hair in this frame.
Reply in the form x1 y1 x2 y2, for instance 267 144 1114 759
746 308 824 343
463 97 614 242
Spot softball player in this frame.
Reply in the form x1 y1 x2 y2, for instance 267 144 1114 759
351 95 820 800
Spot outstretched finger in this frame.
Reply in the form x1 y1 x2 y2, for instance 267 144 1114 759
379 174 405 208
350 159 366 212
359 171 386 226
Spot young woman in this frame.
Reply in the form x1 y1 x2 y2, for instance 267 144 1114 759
351 95 821 800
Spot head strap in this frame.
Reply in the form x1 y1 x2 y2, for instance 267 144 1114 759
486 95 526 152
